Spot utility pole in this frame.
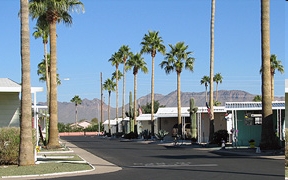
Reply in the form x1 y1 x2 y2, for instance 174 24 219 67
100 72 103 124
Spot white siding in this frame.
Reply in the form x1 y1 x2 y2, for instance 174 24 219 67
0 92 20 127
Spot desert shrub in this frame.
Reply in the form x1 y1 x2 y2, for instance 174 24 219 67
0 127 36 165
140 129 151 140
0 127 20 165
155 129 168 140
212 129 229 145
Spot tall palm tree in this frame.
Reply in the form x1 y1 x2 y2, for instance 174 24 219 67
214 73 223 101
29 0 84 148
160 42 195 136
209 0 216 142
103 78 116 135
70 95 82 124
260 54 284 101
126 53 148 133
260 0 278 149
19 0 34 166
118 45 132 129
200 75 210 103
140 30 165 135
33 25 50 107
109 52 122 133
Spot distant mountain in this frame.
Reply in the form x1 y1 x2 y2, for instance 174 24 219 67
38 90 284 124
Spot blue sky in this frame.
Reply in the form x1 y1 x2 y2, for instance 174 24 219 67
0 0 286 107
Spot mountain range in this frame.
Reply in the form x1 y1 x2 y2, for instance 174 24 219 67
38 90 284 124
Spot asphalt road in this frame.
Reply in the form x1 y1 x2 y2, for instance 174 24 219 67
53 136 284 180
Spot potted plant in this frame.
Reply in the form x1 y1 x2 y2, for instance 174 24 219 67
248 139 255 148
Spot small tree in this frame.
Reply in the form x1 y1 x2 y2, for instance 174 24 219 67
253 95 262 102
141 100 165 114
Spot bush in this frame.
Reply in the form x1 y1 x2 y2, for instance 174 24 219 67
140 129 151 140
0 127 37 165
58 123 104 133
0 127 20 165
212 129 229 146
155 130 168 141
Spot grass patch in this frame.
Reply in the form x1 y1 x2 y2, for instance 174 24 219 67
0 162 92 177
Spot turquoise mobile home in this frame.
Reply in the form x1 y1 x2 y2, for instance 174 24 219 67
225 101 285 147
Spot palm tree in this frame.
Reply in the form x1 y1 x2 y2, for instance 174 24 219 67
269 55 284 101
33 25 50 107
200 75 210 103
70 95 82 125
112 70 123 82
160 42 195 136
37 54 61 86
209 0 216 142
103 78 116 135
19 0 34 166
126 53 148 133
214 73 223 102
260 0 278 149
109 52 122 133
260 54 284 101
29 0 84 148
140 30 165 135
118 45 132 129
253 95 262 102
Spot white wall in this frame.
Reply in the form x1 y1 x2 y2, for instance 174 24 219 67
0 92 20 127
285 92 288 129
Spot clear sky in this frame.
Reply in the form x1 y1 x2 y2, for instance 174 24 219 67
0 0 286 107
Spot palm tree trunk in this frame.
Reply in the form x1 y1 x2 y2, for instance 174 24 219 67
209 0 215 142
47 21 60 148
177 72 181 136
44 43 50 108
205 85 208 102
216 83 219 101
75 105 78 124
271 73 274 101
116 66 119 133
134 73 138 134
108 92 111 135
122 61 126 132
151 56 155 135
19 0 34 166
260 0 277 149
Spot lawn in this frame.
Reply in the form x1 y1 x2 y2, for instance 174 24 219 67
0 154 93 178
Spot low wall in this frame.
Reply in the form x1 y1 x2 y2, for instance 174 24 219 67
59 131 104 136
